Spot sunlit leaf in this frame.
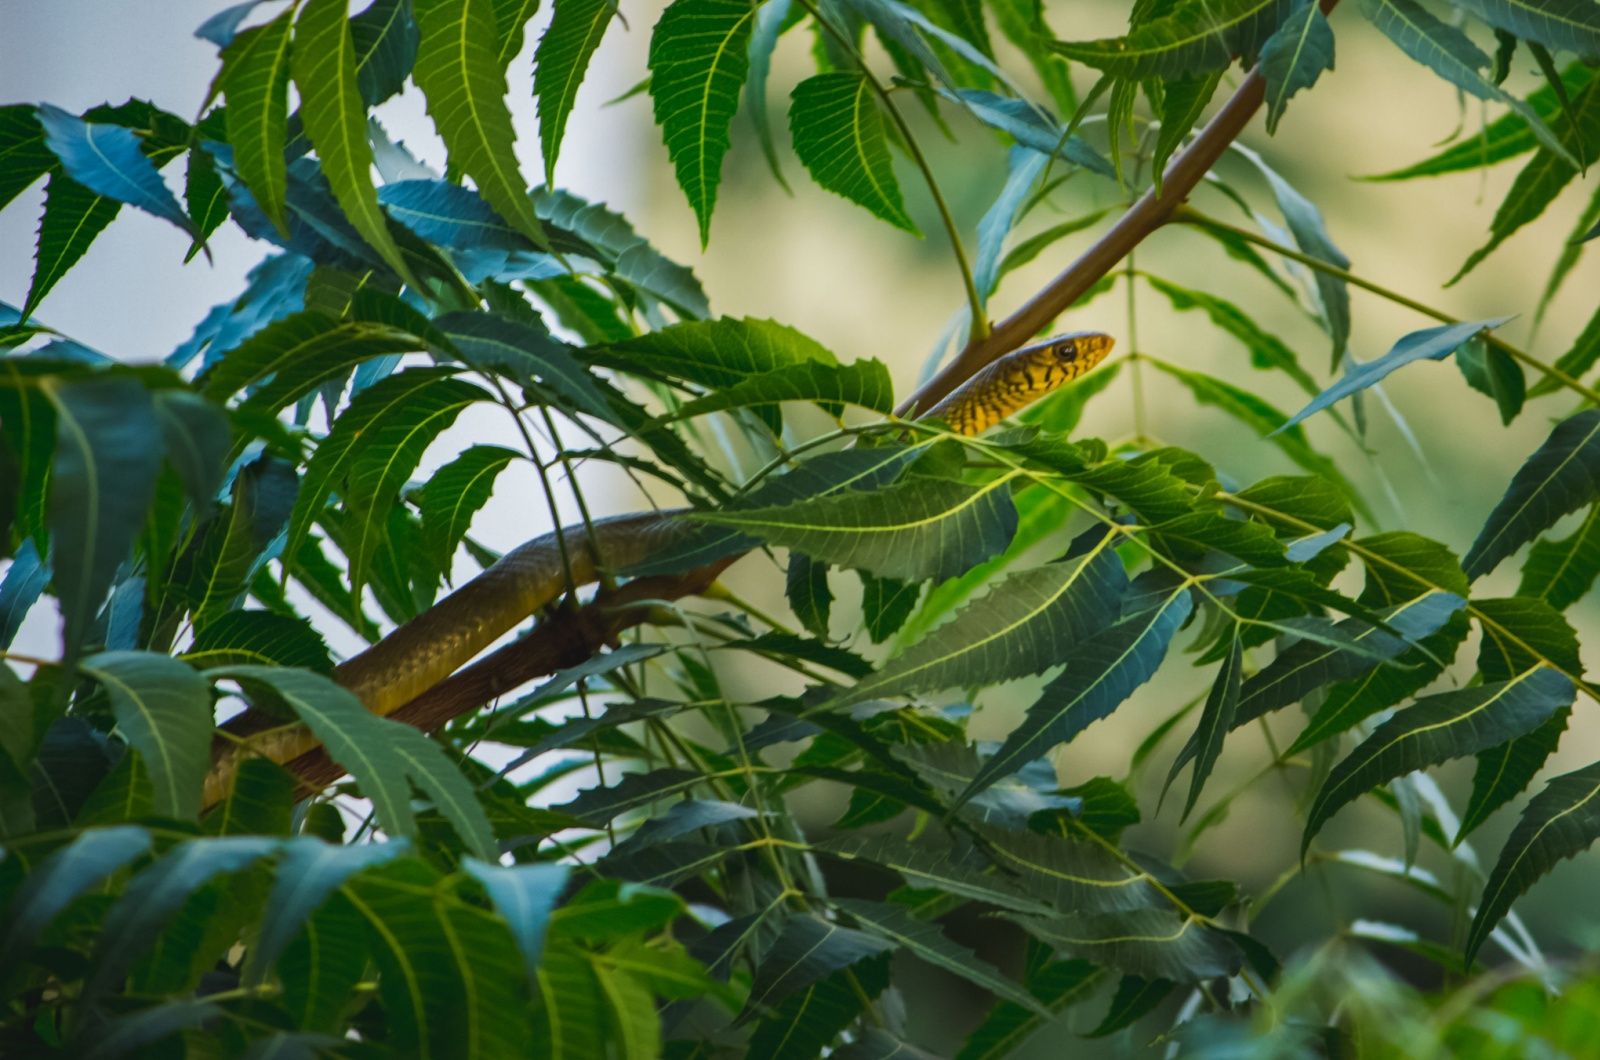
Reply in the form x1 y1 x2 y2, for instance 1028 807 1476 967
789 72 917 231
535 0 617 183
221 8 295 233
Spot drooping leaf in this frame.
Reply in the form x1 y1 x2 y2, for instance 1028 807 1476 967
293 0 419 287
1518 502 1600 609
815 534 1127 713
1152 72 1223 183
1466 758 1600 962
1171 634 1243 820
973 148 1048 305
492 0 542 65
816 833 1055 914
23 171 121 318
1144 275 1317 395
1014 909 1244 982
1260 0 1336 132
0 825 152 968
1464 408 1600 579
1459 708 1569 842
1087 975 1176 1037
963 589 1192 804
221 9 295 232
743 913 895 1017
669 358 896 424
79 652 212 820
462 859 570 982
412 0 548 246
1451 77 1600 283
789 72 918 231
1276 318 1514 432
694 473 1019 583
1359 0 1577 166
1456 338 1527 425
535 0 617 183
745 0 795 188
35 106 196 238
43 375 165 659
976 827 1162 912
748 957 886 1060
943 90 1115 176
175 453 299 630
1302 667 1576 852
787 553 833 638
1475 595 1583 682
1532 300 1600 400
834 898 1051 1016
0 105 54 213
197 309 423 412
418 445 520 573
647 0 758 243
1451 0 1600 59
152 390 231 513
1051 0 1292 78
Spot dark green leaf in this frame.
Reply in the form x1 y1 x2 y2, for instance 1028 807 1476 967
1152 73 1223 183
418 444 520 573
1517 502 1600 609
1456 338 1526 425
1465 408 1600 579
744 913 894 1016
648 0 758 243
1451 0 1600 58
1173 634 1243 820
244 838 405 984
535 0 617 183
817 832 1055 914
0 105 54 212
1014 909 1244 982
152 391 231 512
23 172 121 318
956 958 1099 1059
1260 0 1335 132
668 357 896 422
1051 0 1292 78
861 571 922 643
0 825 151 968
79 652 211 819
1460 709 1568 842
1303 667 1576 852
1088 975 1175 1037
412 0 549 246
789 72 917 231
787 553 833 638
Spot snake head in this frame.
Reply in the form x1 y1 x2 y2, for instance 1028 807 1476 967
1047 331 1115 370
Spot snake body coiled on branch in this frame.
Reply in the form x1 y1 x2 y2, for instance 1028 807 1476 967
204 331 1113 805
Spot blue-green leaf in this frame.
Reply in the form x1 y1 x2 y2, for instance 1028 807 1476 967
79 652 212 820
1451 0 1600 58
943 90 1115 176
1465 408 1600 579
1051 0 1294 78
1517 502 1600 609
463 859 570 982
1303 667 1576 853
1276 318 1514 432
1260 0 1335 132
1173 633 1243 820
35 106 196 238
152 390 231 512
1013 908 1243 982
0 825 151 968
974 148 1048 305
648 0 758 243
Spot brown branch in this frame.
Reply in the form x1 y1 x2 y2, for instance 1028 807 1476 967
219 24 1325 802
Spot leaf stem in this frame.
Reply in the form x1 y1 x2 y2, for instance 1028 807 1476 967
1173 206 1600 406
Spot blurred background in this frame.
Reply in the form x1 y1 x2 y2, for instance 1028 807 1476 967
5 0 1600 1049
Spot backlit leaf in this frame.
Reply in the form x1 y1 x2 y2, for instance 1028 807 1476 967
535 0 617 183
790 73 917 231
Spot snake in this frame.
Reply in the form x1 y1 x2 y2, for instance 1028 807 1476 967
204 330 1113 806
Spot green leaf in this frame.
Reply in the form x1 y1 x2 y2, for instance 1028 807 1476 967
835 1029 941 1060
1451 0 1600 58
215 666 496 857
412 0 549 246
788 553 833 638
1464 408 1600 579
0 825 151 968
943 90 1115 176
973 149 1048 304
1451 76 1600 283
1466 757 1600 962
818 534 1127 712
1359 0 1577 167
198 310 423 412
294 0 420 288
1302 667 1576 852
1088 975 1175 1037
177 454 298 630
963 589 1191 804
668 357 896 422
1460 709 1568 842
834 898 1051 1016
79 652 212 820
788 72 917 231
593 315 838 389
535 0 617 183
493 0 542 65
221 9 296 233
1456 338 1526 425
35 106 196 238
1051 0 1293 79
744 913 894 1016
202 757 298 837
84 836 279 1002
418 444 520 573
1260 0 1335 132
23 171 121 318
1013 909 1244 982
746 0 795 189
816 833 1055 914
1277 318 1514 433
975 827 1162 912
152 390 230 513
1171 634 1243 820
1517 502 1600 609
1532 300 1600 400
1152 73 1223 183
1363 63 1595 180
695 473 1019 583
531 187 711 317
352 0 420 105
956 958 1099 1059
43 375 165 658
244 838 405 985
647 0 757 243
462 859 568 983
0 105 54 213
1144 275 1317 395
750 958 886 1060
346 859 532 1058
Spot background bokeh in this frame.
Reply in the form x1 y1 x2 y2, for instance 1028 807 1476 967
5 0 1600 1048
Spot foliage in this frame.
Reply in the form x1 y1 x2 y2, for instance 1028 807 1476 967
2 0 1600 1056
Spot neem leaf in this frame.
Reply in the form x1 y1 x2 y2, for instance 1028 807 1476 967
79 652 212 820
1465 408 1600 579
1014 909 1244 982
789 72 917 232
667 358 895 422
1260 0 1335 133
1451 0 1600 59
648 0 757 244
221 8 295 233
0 825 152 968
1051 0 1291 79
743 913 894 1017
35 105 196 238
1518 502 1600 610
23 171 121 318
535 0 617 183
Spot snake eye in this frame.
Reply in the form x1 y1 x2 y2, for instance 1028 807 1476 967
1055 340 1078 360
